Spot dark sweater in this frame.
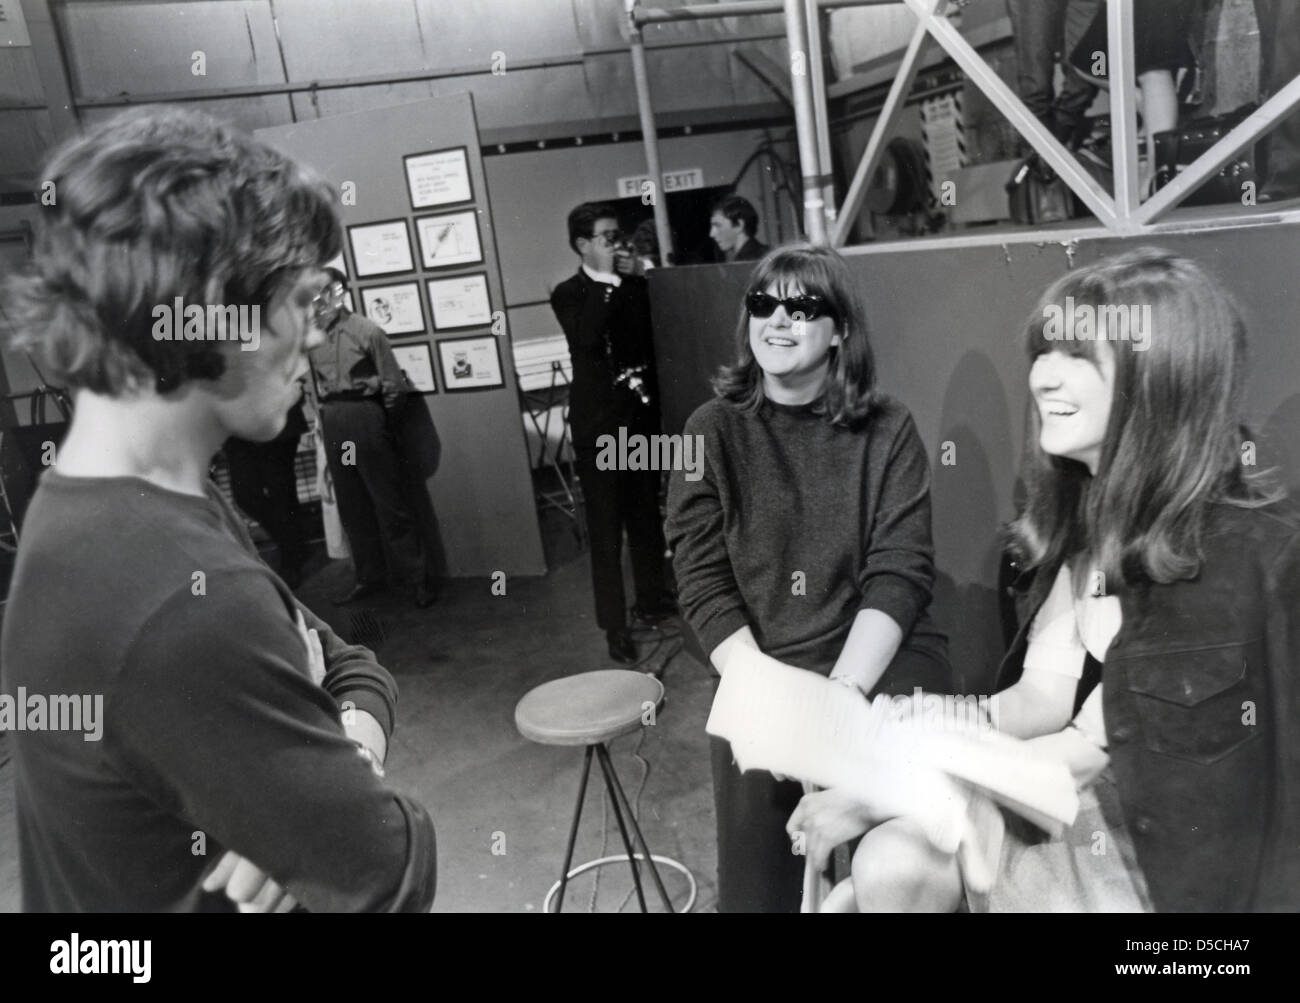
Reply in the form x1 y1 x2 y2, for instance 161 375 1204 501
0 472 437 912
666 393 946 677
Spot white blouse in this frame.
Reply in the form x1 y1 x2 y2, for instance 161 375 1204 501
1021 562 1117 748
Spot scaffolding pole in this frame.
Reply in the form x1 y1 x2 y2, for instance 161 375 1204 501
785 0 828 243
627 1 676 264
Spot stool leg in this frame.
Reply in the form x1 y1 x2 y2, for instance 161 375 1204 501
594 742 649 913
554 745 595 913
596 742 675 913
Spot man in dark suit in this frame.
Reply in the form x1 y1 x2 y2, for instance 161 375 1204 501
550 203 674 663
709 194 770 263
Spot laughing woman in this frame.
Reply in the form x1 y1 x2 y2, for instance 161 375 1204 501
791 247 1300 913
665 244 952 913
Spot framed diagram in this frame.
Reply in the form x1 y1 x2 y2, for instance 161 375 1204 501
392 342 438 394
347 219 415 277
427 273 492 330
416 210 482 269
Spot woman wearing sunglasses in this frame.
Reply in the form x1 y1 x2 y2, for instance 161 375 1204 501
790 248 1300 913
665 243 953 912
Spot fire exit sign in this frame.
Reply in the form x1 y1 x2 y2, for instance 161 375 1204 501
617 168 704 198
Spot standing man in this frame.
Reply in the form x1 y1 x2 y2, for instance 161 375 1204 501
708 194 770 263
550 203 675 663
1 107 436 912
309 268 435 608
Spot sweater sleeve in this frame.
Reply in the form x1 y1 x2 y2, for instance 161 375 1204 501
207 480 398 735
665 408 750 659
106 572 437 913
857 407 937 634
299 598 397 736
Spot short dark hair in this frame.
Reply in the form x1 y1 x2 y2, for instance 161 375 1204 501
567 202 619 253
323 266 349 291
711 194 759 237
3 106 341 395
713 243 878 429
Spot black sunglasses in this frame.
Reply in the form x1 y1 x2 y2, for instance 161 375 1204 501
745 290 834 321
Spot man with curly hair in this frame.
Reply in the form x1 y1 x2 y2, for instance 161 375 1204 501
0 107 437 912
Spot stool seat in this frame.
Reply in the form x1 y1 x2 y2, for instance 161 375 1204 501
515 670 665 747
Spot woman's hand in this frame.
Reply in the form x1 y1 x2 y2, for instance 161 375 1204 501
786 788 879 873
1023 727 1109 788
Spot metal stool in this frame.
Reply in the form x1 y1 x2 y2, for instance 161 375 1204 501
515 669 690 913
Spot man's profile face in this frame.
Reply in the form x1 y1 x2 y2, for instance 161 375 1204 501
577 217 621 273
312 277 346 330
214 267 323 443
709 212 744 253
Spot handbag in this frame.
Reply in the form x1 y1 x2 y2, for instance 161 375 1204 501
1153 104 1256 206
1006 156 1073 225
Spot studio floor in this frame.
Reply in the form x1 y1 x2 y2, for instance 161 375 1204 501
0 509 719 913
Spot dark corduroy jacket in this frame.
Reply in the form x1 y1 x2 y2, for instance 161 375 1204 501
998 500 1300 912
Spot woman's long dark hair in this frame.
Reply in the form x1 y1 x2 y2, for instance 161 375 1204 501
1008 247 1283 594
712 243 879 429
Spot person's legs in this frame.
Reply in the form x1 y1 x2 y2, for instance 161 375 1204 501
1057 0 1103 147
349 401 426 588
620 467 670 612
711 735 805 913
1007 0 1069 125
321 402 386 587
574 450 631 633
1255 0 1300 198
1138 69 1179 193
850 817 963 912
392 396 444 587
259 434 307 575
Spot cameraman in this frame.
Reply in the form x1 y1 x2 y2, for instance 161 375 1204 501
550 203 674 662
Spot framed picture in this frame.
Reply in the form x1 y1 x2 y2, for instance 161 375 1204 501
404 147 473 210
347 219 414 278
416 211 482 269
392 342 438 394
360 282 424 335
437 335 504 391
427 273 491 331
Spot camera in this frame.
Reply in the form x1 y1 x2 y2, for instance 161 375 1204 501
614 365 653 407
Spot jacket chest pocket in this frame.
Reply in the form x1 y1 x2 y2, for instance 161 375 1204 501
1123 640 1265 765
